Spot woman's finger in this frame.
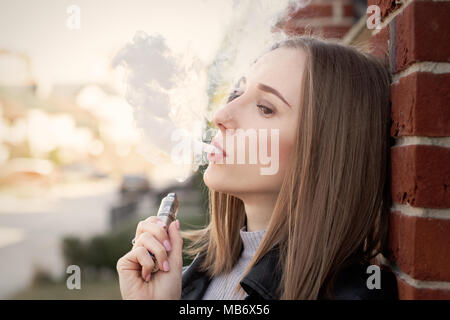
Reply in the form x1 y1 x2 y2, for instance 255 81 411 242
167 220 183 271
135 232 170 272
117 246 155 282
135 217 171 251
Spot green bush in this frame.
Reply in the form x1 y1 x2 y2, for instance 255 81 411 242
61 236 85 267
29 264 56 286
61 218 139 278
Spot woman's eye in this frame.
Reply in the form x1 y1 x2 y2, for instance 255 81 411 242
227 90 241 103
257 105 274 116
226 90 274 117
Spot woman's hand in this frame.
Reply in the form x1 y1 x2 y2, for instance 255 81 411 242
116 217 183 300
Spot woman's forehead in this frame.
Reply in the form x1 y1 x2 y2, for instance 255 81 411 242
252 47 304 76
244 47 305 108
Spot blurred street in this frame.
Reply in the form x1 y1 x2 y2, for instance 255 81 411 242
0 179 139 299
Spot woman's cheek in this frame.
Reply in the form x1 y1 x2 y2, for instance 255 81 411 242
275 130 295 174
278 138 292 164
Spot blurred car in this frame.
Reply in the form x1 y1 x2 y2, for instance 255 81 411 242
119 174 150 195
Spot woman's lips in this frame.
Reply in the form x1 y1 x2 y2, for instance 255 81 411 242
211 139 226 156
208 139 226 162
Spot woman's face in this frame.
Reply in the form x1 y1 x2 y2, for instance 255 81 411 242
203 47 307 197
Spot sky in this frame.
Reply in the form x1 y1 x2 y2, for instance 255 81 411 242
0 0 233 93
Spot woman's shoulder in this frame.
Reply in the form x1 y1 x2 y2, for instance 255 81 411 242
331 262 398 300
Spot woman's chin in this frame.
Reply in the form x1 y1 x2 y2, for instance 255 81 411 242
203 162 229 191
203 162 218 188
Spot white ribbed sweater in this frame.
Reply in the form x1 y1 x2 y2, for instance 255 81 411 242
202 226 266 300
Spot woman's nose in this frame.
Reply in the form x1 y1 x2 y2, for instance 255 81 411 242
212 104 235 134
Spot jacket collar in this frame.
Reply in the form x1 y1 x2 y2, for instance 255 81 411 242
181 251 210 299
239 244 282 299
181 246 399 300
181 245 282 300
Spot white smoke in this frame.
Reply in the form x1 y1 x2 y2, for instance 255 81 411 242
112 0 308 180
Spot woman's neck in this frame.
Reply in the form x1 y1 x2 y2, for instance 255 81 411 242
238 192 278 232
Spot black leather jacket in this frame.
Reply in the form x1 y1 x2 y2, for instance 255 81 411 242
181 246 398 300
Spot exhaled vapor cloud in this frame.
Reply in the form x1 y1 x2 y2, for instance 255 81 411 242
111 0 307 176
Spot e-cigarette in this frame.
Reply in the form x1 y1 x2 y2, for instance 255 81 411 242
156 192 179 229
150 192 179 273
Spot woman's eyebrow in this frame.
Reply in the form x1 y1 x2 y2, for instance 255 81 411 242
236 76 292 108
257 83 292 108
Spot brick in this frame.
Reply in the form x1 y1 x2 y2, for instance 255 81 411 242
320 25 352 39
343 4 353 18
281 24 351 39
282 25 309 36
369 24 390 61
391 72 450 137
368 0 402 20
391 145 450 208
389 211 450 281
397 277 450 300
393 1 450 72
290 4 333 19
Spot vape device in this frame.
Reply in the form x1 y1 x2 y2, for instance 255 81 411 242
150 192 179 273
156 192 179 229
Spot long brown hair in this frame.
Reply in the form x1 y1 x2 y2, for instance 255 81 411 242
182 36 392 300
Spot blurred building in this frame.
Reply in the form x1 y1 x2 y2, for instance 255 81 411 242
0 50 156 189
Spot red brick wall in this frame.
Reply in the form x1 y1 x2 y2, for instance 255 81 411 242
369 0 450 300
276 0 354 39
279 0 450 300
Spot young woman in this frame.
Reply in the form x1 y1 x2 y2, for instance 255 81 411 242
116 36 398 300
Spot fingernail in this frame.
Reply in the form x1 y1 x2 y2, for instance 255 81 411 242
163 260 170 272
176 220 180 230
163 240 171 251
145 274 150 282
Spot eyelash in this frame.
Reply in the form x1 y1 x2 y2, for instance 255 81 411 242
227 90 274 117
